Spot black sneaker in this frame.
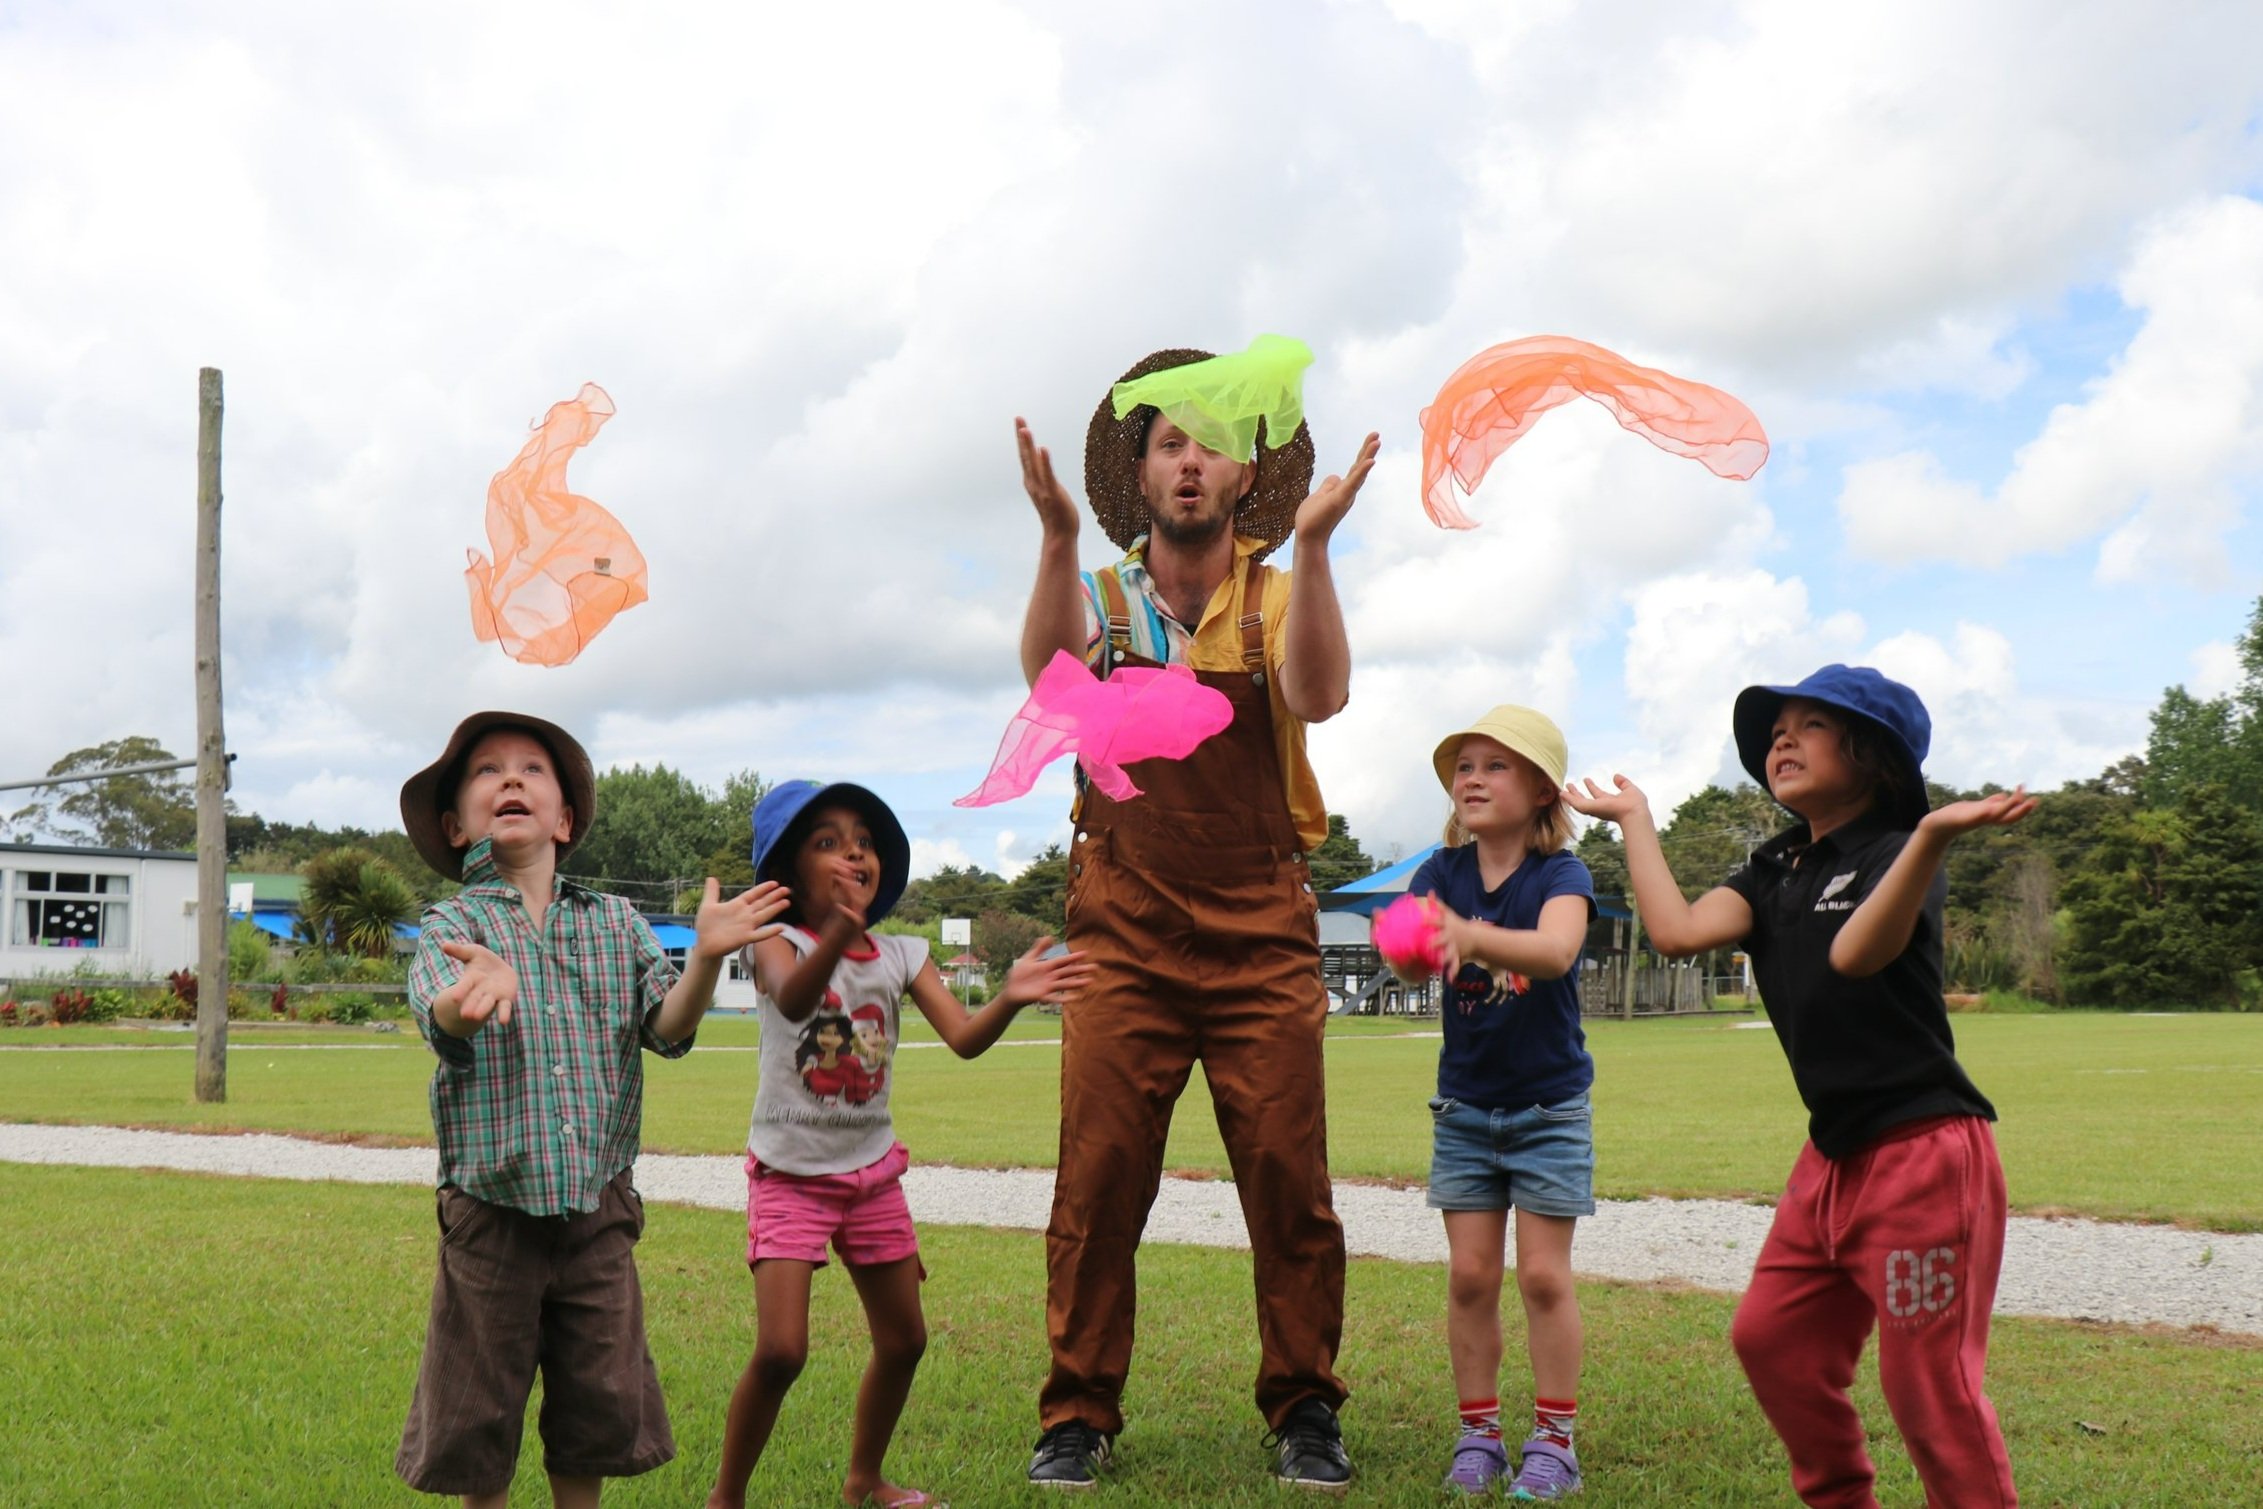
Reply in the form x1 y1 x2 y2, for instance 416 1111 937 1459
1028 1420 1114 1488
1268 1399 1352 1491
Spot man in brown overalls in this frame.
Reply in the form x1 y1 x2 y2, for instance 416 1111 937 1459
1012 349 1380 1491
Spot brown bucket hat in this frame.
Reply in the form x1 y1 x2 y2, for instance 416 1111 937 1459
1083 347 1317 561
399 710 598 881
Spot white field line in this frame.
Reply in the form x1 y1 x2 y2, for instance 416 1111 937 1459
0 1122 2256 1336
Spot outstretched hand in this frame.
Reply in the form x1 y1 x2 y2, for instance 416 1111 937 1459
1920 785 2038 839
997 937 1093 1010
437 939 517 1033
1293 432 1380 547
693 878 792 961
1016 417 1079 540
1562 774 1654 828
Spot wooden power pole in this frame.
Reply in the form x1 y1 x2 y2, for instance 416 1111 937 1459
194 368 229 1103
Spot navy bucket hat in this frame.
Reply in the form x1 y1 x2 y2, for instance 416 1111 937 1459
1733 664 1932 828
752 780 912 925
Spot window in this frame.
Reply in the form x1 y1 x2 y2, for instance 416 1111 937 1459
10 870 131 949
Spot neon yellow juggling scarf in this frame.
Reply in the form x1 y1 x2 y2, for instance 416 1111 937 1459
1109 333 1313 463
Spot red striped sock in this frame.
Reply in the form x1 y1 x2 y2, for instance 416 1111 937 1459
1458 1396 1502 1439
1533 1397 1577 1446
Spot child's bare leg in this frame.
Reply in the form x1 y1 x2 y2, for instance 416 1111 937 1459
708 1260 816 1509
1513 1210 1582 1401
1443 1209 1509 1401
547 1473 599 1508
461 1493 507 1509
838 1256 928 1505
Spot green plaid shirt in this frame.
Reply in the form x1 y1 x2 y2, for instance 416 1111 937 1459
409 837 688 1216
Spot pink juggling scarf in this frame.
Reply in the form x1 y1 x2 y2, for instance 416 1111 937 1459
956 651 1235 808
1418 335 1769 529
466 383 649 667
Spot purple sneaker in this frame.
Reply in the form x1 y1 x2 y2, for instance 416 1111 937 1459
1443 1432 1508 1494
1509 1437 1581 1500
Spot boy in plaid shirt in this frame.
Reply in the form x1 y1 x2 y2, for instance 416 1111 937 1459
394 710 788 1507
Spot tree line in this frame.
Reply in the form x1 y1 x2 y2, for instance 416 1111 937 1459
19 595 2254 1007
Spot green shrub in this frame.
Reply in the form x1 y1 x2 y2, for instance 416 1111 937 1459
227 920 274 984
282 952 406 988
300 992 376 1026
84 989 133 1024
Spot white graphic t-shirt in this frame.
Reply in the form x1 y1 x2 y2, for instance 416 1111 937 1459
743 927 928 1176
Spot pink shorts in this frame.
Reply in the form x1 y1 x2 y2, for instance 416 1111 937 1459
743 1141 921 1271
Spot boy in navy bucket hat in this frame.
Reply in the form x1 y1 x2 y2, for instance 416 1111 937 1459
1732 664 1932 829
1567 665 2035 1508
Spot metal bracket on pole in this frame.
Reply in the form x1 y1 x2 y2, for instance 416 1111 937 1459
0 753 234 798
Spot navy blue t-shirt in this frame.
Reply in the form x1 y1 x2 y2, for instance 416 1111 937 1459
1409 845 1597 1110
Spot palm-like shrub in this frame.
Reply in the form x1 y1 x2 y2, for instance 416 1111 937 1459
299 848 420 959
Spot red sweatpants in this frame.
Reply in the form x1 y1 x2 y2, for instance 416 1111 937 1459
1731 1116 2017 1509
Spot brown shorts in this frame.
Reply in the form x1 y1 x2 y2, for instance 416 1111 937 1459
395 1169 675 1495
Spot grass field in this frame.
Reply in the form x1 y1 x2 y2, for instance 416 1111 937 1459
6 1012 2260 1229
3 1163 2254 1508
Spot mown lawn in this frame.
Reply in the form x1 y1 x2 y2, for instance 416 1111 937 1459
2 1164 2253 1507
5 1012 2259 1229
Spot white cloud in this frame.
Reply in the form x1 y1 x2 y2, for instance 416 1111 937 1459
908 838 977 880
2190 640 2243 701
1838 194 2263 580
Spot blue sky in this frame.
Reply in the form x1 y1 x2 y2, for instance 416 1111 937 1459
2 0 2260 876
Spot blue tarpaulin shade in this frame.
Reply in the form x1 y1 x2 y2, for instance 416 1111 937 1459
1316 845 1441 916
233 910 419 942
649 923 697 951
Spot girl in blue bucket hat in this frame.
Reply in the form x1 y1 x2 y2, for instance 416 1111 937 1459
707 779 1091 1509
1565 664 2035 1508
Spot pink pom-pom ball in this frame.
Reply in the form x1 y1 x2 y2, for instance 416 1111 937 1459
1372 894 1447 978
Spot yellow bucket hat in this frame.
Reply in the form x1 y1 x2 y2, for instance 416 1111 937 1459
1431 705 1569 792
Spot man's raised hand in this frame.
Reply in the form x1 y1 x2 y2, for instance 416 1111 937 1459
1017 418 1080 540
1293 431 1381 547
694 878 792 961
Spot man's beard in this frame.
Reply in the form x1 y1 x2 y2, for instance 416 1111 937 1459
1148 495 1237 548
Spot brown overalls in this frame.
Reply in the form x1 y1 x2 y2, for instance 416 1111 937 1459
1040 557 1350 1435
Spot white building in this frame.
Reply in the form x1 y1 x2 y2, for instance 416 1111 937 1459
0 844 202 982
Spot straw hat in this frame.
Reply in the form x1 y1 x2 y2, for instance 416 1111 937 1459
399 710 598 881
1082 347 1316 561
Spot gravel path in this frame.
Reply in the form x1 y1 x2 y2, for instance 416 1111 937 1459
4 1121 2256 1336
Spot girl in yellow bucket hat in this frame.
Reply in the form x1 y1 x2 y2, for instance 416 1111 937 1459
1394 705 1598 1499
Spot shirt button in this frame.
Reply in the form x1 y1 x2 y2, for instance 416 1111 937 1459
560 1122 574 1137
552 1062 566 1076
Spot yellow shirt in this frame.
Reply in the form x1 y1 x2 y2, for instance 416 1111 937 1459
1077 534 1328 851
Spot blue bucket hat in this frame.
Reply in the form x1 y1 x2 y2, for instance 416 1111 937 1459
752 779 912 924
1732 664 1931 828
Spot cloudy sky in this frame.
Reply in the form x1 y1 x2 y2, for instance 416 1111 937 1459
5 0 2261 877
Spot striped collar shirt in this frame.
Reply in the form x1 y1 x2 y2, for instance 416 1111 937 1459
408 836 687 1216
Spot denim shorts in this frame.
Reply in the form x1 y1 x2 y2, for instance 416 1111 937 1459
1426 1093 1596 1216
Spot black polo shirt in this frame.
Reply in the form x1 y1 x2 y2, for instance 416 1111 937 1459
1725 815 1994 1159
